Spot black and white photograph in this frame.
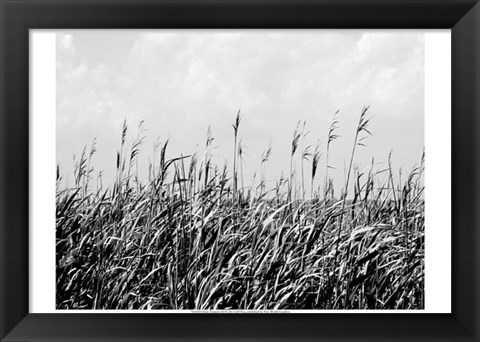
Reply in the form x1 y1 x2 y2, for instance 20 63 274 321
55 31 425 311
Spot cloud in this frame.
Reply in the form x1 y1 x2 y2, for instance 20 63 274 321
60 34 75 53
56 31 424 191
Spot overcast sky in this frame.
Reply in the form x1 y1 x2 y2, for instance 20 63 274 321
56 30 424 195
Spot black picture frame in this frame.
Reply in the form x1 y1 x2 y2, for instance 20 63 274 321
1 0 479 341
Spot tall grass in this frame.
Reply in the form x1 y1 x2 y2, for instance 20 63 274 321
325 110 340 201
56 108 424 310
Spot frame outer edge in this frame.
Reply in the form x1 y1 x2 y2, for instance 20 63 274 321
1 0 480 341
452 2 480 340
474 1 479 331
475 4 479 340
0 1 30 340
0 0 3 335
0 1 7 340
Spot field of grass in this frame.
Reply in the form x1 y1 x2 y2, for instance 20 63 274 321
56 107 425 310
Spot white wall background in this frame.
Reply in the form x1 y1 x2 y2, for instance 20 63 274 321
30 30 450 313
